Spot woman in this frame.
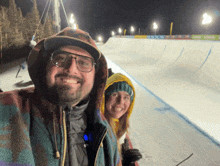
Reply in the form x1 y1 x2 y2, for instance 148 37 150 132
101 72 142 166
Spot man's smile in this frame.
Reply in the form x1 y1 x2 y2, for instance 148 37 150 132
54 74 84 85
60 77 80 84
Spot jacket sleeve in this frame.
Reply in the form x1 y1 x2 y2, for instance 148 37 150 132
0 91 35 166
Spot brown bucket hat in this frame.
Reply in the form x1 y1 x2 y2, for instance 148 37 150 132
44 27 101 62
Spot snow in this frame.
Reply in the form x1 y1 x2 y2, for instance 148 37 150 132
98 38 220 165
0 38 220 165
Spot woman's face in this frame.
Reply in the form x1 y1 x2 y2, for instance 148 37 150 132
105 91 131 119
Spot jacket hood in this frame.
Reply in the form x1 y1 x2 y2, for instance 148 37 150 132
27 28 108 109
101 73 136 119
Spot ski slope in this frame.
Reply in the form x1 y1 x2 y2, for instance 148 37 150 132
0 38 220 165
98 38 220 165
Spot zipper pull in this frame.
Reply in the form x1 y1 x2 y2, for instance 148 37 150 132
56 151 60 159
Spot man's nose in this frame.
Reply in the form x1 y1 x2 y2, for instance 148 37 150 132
65 57 78 72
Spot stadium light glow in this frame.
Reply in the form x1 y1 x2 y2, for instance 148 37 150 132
153 22 158 30
118 28 122 34
70 14 74 24
111 31 115 36
202 13 212 25
98 36 103 42
73 23 77 29
153 22 158 35
130 26 135 33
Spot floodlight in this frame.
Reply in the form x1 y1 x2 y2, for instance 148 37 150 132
118 28 122 34
202 13 212 25
98 36 103 42
131 26 135 32
70 14 74 24
153 22 158 30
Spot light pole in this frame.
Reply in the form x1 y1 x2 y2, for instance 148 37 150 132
153 22 158 35
53 0 61 32
130 26 135 35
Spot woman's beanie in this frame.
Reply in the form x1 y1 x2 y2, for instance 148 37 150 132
105 81 134 101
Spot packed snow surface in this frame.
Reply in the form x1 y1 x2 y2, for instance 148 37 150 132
0 38 220 165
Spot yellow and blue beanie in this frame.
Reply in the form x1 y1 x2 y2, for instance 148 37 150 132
105 81 134 101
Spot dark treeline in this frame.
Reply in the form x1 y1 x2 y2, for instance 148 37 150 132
0 0 56 64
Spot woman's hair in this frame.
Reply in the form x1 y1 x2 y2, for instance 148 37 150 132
104 106 130 154
117 111 130 139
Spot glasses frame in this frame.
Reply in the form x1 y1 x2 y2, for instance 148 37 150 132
50 50 96 73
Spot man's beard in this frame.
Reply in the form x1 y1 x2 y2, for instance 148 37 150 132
45 83 83 107
39 72 93 107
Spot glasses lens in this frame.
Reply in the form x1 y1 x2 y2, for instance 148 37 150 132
76 56 93 72
51 50 94 72
52 50 68 67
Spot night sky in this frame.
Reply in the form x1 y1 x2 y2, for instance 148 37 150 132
1 0 220 42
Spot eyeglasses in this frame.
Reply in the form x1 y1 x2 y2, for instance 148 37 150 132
50 50 96 72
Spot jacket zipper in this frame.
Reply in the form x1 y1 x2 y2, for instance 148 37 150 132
94 129 107 165
61 111 67 166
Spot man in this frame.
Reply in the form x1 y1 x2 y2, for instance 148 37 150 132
0 28 121 166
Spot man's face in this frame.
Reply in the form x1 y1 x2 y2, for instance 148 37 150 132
105 91 131 119
46 45 95 106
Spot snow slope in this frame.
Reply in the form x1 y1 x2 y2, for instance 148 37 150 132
98 38 220 165
0 38 220 165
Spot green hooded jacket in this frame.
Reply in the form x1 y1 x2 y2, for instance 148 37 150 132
0 28 121 166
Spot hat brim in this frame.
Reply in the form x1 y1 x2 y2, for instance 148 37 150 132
44 36 101 62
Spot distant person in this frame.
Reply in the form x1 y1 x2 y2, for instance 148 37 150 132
101 72 142 166
15 62 26 78
0 27 121 166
